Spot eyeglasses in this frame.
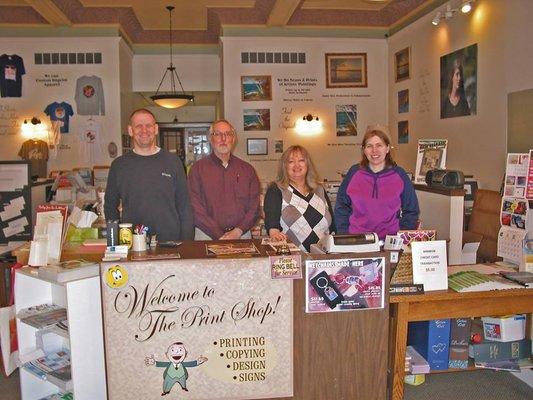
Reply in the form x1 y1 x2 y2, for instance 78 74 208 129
211 131 235 138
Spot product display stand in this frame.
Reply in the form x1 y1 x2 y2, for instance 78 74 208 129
15 267 106 400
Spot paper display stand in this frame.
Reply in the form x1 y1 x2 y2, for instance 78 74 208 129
0 160 32 244
498 152 533 270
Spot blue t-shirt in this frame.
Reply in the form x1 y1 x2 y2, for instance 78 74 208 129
44 102 74 133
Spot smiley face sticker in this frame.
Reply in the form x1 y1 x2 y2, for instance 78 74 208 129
105 265 128 289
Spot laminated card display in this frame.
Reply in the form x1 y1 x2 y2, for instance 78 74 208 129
411 240 448 291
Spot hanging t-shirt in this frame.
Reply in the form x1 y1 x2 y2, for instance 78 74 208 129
75 75 105 115
0 54 25 97
18 139 49 178
44 102 74 133
78 119 104 163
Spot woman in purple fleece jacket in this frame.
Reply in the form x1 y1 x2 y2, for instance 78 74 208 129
334 125 419 239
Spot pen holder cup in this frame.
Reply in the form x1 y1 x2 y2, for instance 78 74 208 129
132 233 147 252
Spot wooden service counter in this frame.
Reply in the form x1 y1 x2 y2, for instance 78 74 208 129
18 241 391 400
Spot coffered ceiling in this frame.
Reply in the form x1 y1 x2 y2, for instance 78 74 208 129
0 0 442 47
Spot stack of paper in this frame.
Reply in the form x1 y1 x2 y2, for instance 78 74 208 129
448 270 524 292
406 346 430 374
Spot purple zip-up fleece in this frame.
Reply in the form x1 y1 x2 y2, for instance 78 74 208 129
334 164 419 239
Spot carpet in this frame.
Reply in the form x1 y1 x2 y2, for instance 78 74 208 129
404 370 533 400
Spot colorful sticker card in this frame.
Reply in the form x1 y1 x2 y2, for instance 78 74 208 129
504 153 529 198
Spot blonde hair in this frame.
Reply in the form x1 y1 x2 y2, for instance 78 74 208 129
276 145 321 190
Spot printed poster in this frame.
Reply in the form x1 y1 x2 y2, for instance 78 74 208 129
504 153 529 198
305 257 385 313
101 258 293 400
414 139 448 184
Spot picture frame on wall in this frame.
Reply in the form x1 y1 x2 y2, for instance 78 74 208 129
241 75 272 101
395 47 411 82
398 120 409 144
440 43 477 119
398 89 409 113
325 53 368 88
243 109 271 131
247 138 268 155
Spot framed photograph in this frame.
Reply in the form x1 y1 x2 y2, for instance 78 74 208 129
440 43 477 119
325 53 367 88
335 104 357 136
247 138 268 155
243 108 271 131
241 75 272 101
398 89 409 113
398 120 409 144
395 47 411 82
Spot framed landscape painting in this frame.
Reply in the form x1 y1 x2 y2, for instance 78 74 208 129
241 75 272 101
395 47 410 82
325 53 368 88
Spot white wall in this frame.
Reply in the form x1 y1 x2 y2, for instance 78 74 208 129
132 54 220 92
388 0 533 190
0 37 122 171
221 36 388 183
119 39 134 152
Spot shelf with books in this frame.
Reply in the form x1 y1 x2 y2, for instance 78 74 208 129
15 267 106 400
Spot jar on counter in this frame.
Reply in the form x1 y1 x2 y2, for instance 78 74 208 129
119 223 133 248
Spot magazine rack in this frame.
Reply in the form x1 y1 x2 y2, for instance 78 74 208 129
15 268 106 399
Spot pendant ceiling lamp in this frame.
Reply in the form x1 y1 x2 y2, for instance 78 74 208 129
151 5 194 109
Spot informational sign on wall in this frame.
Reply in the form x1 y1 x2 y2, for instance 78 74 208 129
101 258 293 400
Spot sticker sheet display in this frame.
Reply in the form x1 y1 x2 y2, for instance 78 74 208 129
101 259 293 400
504 153 529 198
500 197 528 230
305 257 385 313
497 227 527 265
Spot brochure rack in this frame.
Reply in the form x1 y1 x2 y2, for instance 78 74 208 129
15 268 106 400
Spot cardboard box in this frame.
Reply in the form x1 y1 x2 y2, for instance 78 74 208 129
481 314 526 342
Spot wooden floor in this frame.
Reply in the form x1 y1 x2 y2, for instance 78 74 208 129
0 369 20 400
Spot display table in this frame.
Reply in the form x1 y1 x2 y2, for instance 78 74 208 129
389 288 533 400
15 241 391 400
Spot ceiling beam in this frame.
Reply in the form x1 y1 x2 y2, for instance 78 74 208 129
266 0 300 27
25 0 72 26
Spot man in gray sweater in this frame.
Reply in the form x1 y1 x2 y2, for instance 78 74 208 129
104 108 194 241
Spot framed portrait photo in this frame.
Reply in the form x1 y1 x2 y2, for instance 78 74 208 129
395 47 411 82
440 43 477 119
325 53 368 88
241 75 272 101
247 138 268 156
